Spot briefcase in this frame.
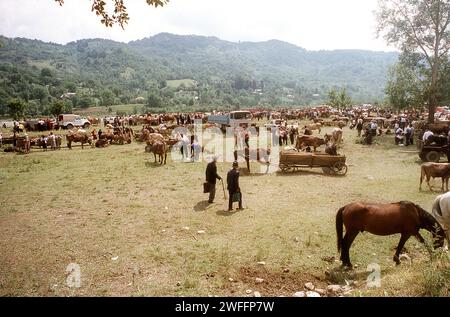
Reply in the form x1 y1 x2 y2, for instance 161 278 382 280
203 182 211 193
232 192 241 202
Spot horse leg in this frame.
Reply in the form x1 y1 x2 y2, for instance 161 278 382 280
415 232 425 244
341 230 358 268
154 153 157 163
393 234 411 265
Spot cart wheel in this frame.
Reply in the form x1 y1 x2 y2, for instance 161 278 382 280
425 151 440 163
332 162 348 176
279 164 288 172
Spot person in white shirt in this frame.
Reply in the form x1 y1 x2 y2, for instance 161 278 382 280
395 127 404 145
370 121 378 137
422 129 434 144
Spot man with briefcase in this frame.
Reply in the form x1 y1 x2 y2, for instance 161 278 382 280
227 161 243 211
205 156 222 203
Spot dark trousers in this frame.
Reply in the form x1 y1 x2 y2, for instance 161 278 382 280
228 191 242 210
208 183 216 203
405 132 411 146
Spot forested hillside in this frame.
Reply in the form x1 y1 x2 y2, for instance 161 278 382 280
0 33 398 116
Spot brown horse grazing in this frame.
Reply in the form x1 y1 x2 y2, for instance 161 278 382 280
336 201 445 268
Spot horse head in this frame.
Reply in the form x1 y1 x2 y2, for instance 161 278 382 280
417 204 445 249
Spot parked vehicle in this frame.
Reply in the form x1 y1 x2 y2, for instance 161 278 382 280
57 114 91 129
207 111 252 130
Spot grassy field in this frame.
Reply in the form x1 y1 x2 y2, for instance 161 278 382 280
0 122 448 297
166 79 197 89
73 104 143 117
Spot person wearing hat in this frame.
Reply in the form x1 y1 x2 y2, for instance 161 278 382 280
205 156 222 203
227 161 243 211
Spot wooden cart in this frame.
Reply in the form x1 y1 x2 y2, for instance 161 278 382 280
279 150 348 175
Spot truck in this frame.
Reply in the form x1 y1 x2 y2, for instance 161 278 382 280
207 111 252 130
57 114 91 130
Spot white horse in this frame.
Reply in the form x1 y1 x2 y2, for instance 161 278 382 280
432 192 450 249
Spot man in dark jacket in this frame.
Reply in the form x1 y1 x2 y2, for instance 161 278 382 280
227 161 243 211
205 156 222 203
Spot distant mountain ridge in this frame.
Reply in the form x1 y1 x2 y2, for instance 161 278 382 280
0 32 398 111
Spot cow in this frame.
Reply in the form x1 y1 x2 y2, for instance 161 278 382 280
305 123 322 134
295 135 326 152
66 130 91 149
145 141 168 165
145 132 165 145
420 162 450 192
325 128 343 147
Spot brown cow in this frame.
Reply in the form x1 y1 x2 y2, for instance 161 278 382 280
420 163 450 192
145 141 168 165
66 131 91 149
295 135 326 152
305 123 322 134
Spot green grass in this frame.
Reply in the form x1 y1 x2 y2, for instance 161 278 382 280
73 104 142 117
166 79 197 89
0 122 448 296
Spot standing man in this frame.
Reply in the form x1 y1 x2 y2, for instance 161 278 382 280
227 161 243 211
356 118 363 137
205 156 222 204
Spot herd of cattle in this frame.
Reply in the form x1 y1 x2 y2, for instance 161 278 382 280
0 106 442 158
2 105 450 262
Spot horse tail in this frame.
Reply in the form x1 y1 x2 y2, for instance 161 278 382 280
336 206 345 253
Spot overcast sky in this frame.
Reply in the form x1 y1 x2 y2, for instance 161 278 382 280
0 0 395 51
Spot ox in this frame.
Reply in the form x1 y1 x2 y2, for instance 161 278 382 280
305 123 322 134
295 135 326 152
145 141 168 165
66 131 91 149
420 163 450 192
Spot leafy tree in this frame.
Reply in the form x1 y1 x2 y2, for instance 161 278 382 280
385 61 424 109
54 0 169 28
50 100 65 116
78 96 92 109
101 89 115 106
31 85 49 104
40 68 52 78
327 89 352 109
147 93 162 108
7 98 28 120
376 0 450 123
